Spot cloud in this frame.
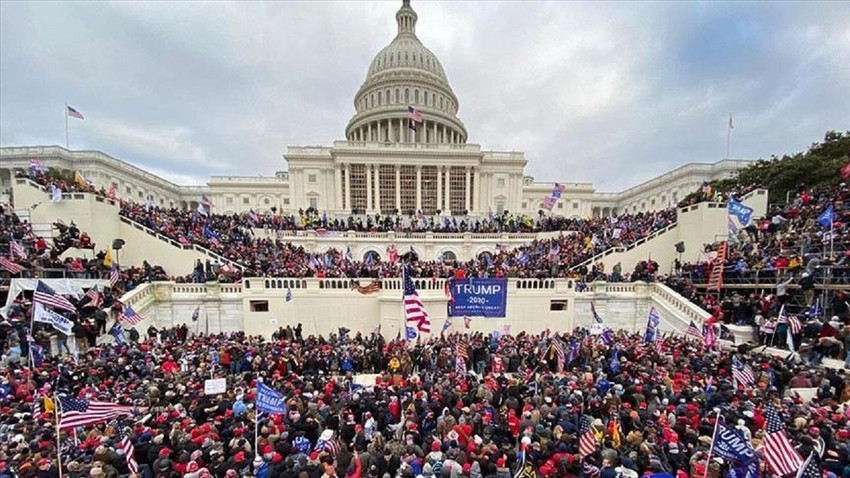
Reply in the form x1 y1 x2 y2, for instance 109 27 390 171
1 1 848 193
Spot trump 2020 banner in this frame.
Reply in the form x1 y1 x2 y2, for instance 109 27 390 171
448 278 507 318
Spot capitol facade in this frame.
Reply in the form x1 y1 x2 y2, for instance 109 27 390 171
0 1 750 218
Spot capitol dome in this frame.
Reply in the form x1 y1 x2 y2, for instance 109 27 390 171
345 0 468 145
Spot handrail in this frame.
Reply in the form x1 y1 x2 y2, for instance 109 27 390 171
570 222 678 270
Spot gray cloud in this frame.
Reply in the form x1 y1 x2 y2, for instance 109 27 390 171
1 1 848 190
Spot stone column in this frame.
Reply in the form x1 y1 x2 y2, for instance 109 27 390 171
473 167 481 214
436 165 443 213
344 164 351 212
399 118 403 143
334 164 342 212
395 165 401 213
415 165 422 212
367 123 372 142
444 167 451 213
374 166 382 213
433 121 437 145
464 166 471 213
366 164 373 212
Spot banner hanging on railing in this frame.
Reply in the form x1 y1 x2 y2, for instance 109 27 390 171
448 278 507 318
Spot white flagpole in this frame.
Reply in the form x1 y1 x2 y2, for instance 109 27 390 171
703 410 721 478
64 104 69 150
726 113 733 159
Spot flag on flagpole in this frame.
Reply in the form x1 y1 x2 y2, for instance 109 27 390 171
286 287 293 302
33 280 77 313
579 415 598 458
732 356 755 387
764 404 804 476
109 265 120 287
57 395 132 430
112 421 139 475
403 269 430 332
117 306 143 326
10 240 26 259
686 321 704 340
66 105 84 120
728 114 734 130
50 185 63 203
407 106 423 122
0 256 25 274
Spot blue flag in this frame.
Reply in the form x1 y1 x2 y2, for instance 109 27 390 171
406 326 417 340
644 307 660 344
601 328 615 346
256 382 287 414
727 198 754 226
610 348 620 373
711 421 759 477
109 322 126 345
27 336 44 367
817 204 834 228
286 287 292 302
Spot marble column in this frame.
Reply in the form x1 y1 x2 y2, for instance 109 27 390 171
415 165 422 212
395 165 401 213
436 165 443 213
464 166 471 213
344 165 351 211
444 167 451 213
473 167 480 214
334 165 342 212
366 164 373 212
374 166 381 213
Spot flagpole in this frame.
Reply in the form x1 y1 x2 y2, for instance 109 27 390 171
55 394 64 478
703 412 721 478
726 114 732 159
64 104 69 150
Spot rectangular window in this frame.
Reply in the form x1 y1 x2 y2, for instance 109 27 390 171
125 186 132 194
573 202 579 209
249 300 269 312
308 174 317 183
349 164 367 212
496 201 505 214
309 197 318 209
521 202 527 209
420 166 438 214
449 166 466 214
138 191 144 198
557 202 563 209
400 165 416 214
226 197 233 205
283 198 290 205
379 165 396 214
243 197 250 205
497 178 505 188
550 299 568 311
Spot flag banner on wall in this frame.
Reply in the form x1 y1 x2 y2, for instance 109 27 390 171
448 278 507 318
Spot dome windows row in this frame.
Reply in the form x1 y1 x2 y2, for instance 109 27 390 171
359 86 455 114
371 46 444 79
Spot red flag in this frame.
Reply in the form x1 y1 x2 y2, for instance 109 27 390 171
841 161 850 180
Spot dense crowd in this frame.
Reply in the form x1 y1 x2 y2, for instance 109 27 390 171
118 201 676 282
1 321 848 478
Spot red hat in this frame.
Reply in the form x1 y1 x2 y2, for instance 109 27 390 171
496 457 506 467
272 453 283 464
234 452 245 463
188 462 199 472
263 445 273 454
431 441 441 451
159 448 171 456
37 459 51 467
463 463 471 473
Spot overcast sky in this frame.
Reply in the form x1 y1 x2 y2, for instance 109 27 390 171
1 1 848 192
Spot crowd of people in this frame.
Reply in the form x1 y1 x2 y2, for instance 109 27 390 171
118 200 676 283
1 322 848 478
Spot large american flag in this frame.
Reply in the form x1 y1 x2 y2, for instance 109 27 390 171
403 271 430 332
686 320 704 341
407 106 423 122
34 280 77 313
457 341 469 360
0 256 25 274
732 356 755 387
57 395 133 430
117 306 143 326
552 338 565 371
579 415 597 457
82 286 102 309
109 265 120 287
111 421 139 475
764 403 804 476
9 240 27 259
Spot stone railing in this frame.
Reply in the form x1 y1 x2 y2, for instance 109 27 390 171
649 282 711 326
571 222 678 270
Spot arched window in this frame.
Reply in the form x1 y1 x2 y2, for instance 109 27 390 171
405 88 409 103
439 97 443 109
370 94 374 107
395 89 400 103
363 250 381 264
378 91 382 105
386 89 390 104
440 250 457 263
414 89 419 103
424 91 428 105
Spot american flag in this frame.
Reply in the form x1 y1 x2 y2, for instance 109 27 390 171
351 280 380 295
201 194 213 208
34 280 77 313
654 331 664 353
703 323 717 348
110 265 120 287
403 270 430 332
787 315 802 335
112 420 139 475
686 320 704 340
57 395 132 430
407 106 423 122
106 183 117 199
66 105 85 120
455 356 466 376
732 356 755 387
796 452 821 478
29 158 47 172
82 286 102 309
0 256 25 274
579 415 597 458
764 403 804 476
117 306 143 326
552 338 565 371
9 240 26 259
457 341 469 360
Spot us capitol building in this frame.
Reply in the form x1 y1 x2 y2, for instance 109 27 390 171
0 1 749 218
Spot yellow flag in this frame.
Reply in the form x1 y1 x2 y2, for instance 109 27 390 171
43 396 55 414
104 249 113 268
74 171 86 186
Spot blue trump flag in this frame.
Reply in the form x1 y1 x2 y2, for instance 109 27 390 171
727 199 754 226
109 322 126 345
817 204 834 228
256 382 287 415
711 420 759 478
644 307 661 344
610 348 620 373
406 326 418 340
